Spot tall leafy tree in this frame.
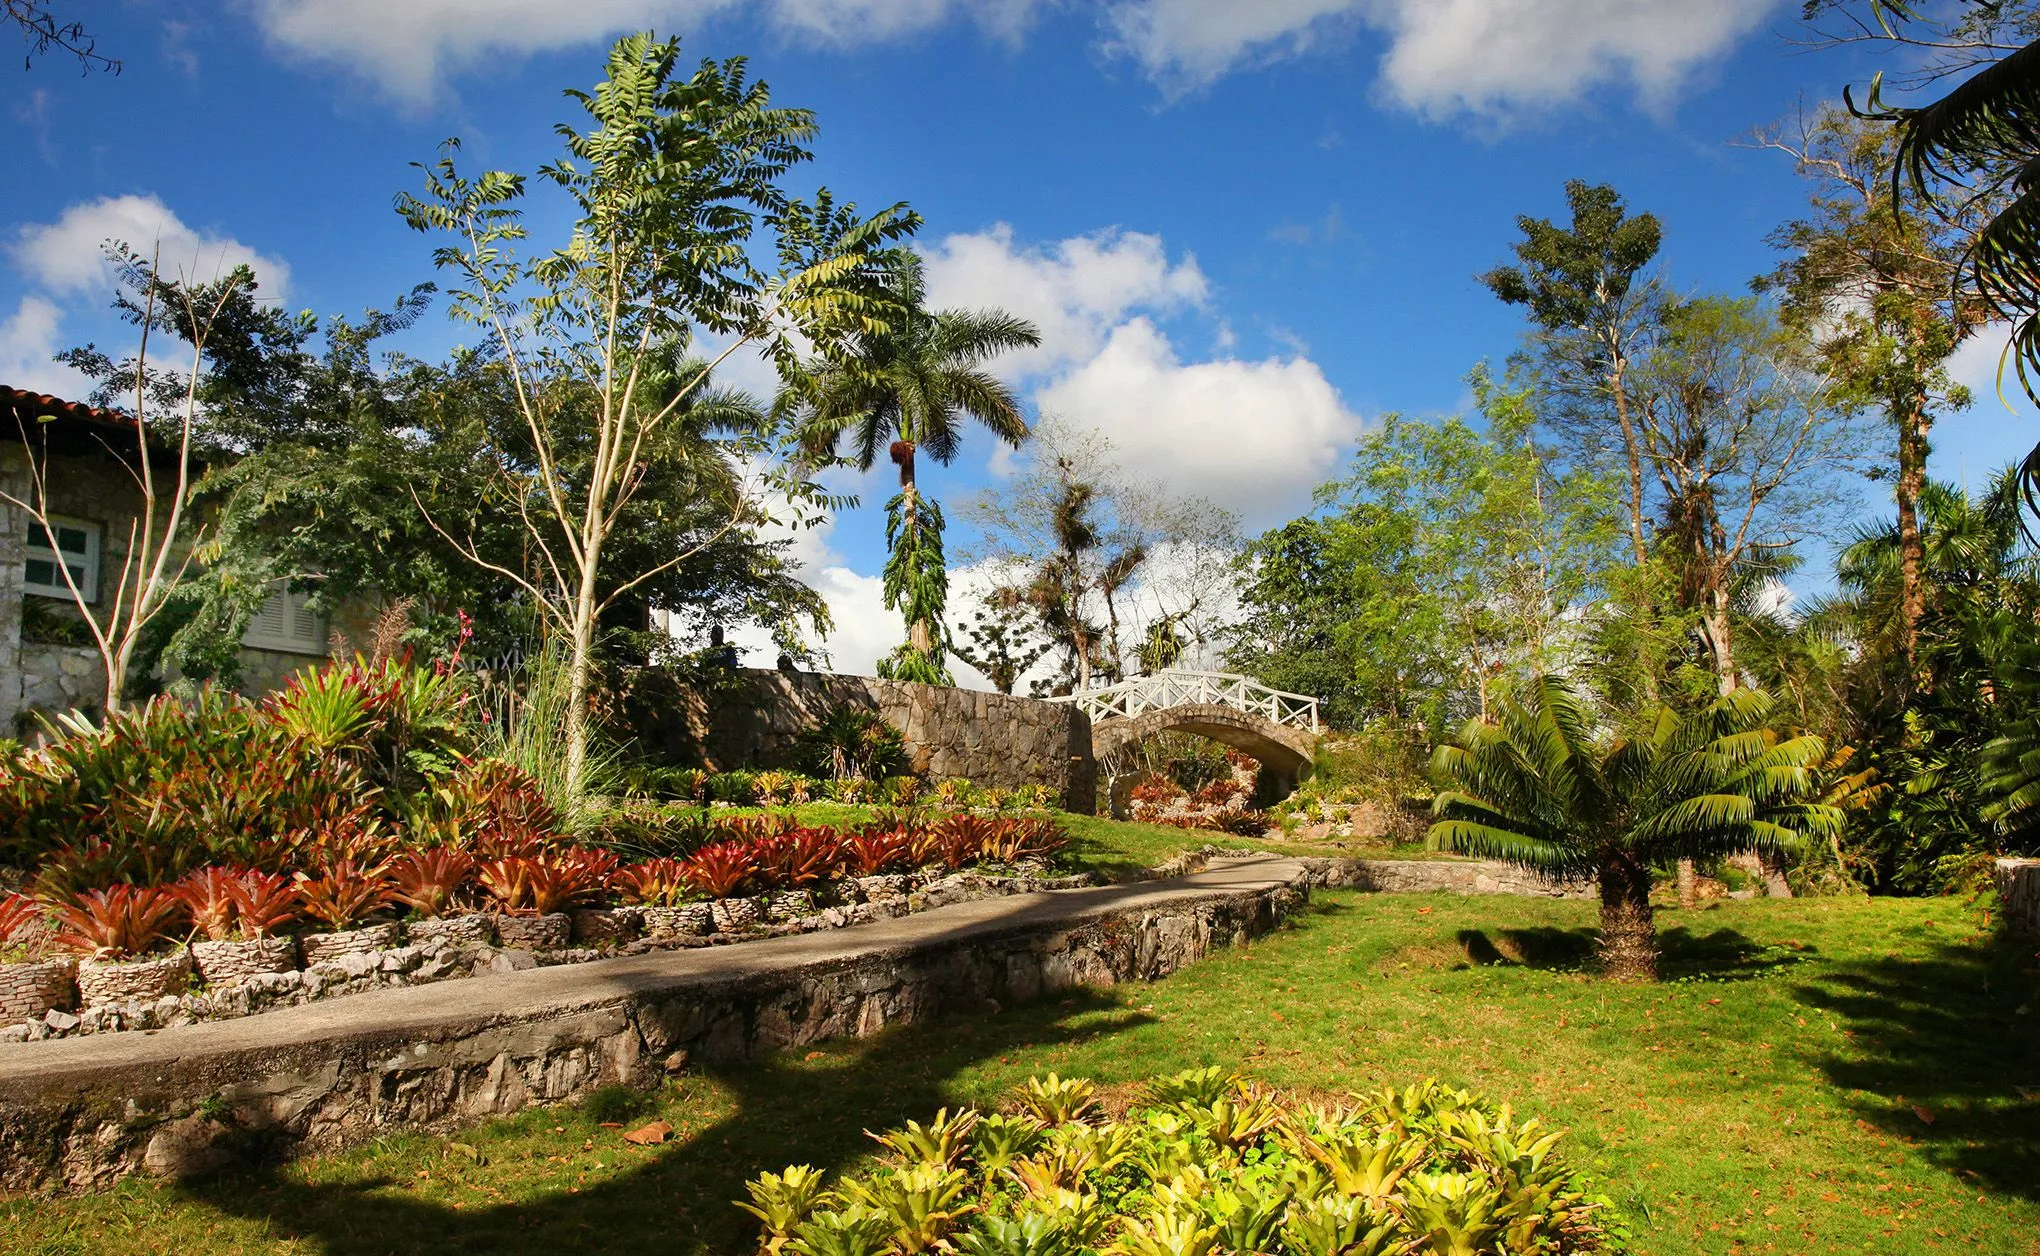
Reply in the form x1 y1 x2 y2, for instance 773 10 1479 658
792 252 1039 684
396 32 916 797
1229 372 1621 728
1429 678 1842 980
8 247 248 712
1806 469 2040 890
1760 106 1990 685
1482 180 1667 565
967 418 1236 692
1627 295 1869 693
1802 1 2040 503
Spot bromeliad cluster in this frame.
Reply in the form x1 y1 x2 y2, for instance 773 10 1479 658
739 1071 1626 1256
0 803 1070 1020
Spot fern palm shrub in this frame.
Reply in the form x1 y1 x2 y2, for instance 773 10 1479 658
1428 678 1841 980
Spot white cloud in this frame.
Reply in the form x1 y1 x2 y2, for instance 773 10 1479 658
1106 0 1778 116
246 0 1046 103
0 296 92 397
920 223 1208 378
1034 318 1360 526
13 194 291 300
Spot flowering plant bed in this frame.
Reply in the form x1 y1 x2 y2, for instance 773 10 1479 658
0 813 1082 1044
740 1070 1628 1255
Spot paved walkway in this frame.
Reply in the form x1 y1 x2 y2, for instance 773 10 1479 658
0 855 1310 1093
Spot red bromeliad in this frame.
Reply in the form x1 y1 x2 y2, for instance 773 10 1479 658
172 866 243 941
294 859 394 931
52 885 186 960
225 871 301 938
615 857 690 907
388 848 476 918
680 842 758 899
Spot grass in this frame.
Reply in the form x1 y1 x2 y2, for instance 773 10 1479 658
3 886 2034 1255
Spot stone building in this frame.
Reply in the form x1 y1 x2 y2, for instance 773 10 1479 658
0 386 361 731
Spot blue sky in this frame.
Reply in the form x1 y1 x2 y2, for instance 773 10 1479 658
4 1 2033 675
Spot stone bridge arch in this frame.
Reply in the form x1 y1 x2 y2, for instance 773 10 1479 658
1091 703 1317 818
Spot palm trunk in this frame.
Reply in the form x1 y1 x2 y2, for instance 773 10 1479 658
897 444 936 657
1895 391 1929 694
1597 854 1659 980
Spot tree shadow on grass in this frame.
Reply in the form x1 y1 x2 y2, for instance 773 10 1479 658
1448 923 1813 982
1456 926 1597 970
1656 925 1812 982
1790 929 2040 1202
167 992 1149 1256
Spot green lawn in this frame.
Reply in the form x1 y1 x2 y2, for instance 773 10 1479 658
4 885 2034 1255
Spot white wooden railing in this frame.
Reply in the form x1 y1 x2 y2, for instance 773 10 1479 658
1048 669 1320 734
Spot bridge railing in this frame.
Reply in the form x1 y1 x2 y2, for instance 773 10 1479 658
1047 669 1320 734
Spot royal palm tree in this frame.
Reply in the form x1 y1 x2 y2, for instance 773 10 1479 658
1428 677 1842 980
794 253 1039 680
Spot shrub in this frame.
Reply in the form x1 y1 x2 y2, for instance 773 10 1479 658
753 770 796 807
389 849 476 918
841 829 909 877
470 850 615 915
740 1073 1626 1256
0 665 561 896
294 859 395 931
172 867 243 942
681 842 760 898
224 871 300 938
756 830 843 887
0 892 43 952
934 778 972 807
53 885 186 960
880 775 922 807
1130 774 1183 807
827 776 873 805
706 771 760 806
794 705 909 781
615 858 691 907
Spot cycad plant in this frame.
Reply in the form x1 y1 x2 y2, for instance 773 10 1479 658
1428 677 1842 979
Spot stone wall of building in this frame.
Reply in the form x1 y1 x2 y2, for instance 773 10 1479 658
632 668 1098 812
2000 859 2040 936
0 869 1301 1191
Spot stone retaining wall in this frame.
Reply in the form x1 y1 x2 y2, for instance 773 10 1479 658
628 668 1098 812
1318 858 1596 899
2000 858 2040 936
0 863 1302 1192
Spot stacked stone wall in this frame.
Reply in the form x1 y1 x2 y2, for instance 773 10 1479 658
0 871 1295 1190
2000 859 2040 936
631 668 1098 812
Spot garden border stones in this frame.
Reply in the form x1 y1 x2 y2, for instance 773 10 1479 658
0 857 1312 1191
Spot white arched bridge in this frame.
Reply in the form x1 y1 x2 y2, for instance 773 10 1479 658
1048 669 1321 811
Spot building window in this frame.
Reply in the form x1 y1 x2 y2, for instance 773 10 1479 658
244 585 327 655
24 516 100 602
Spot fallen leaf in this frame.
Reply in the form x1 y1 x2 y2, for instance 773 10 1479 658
1708 998 1722 1006
623 1121 674 1146
1912 1105 1936 1126
1417 907 1433 915
599 1122 623 1129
